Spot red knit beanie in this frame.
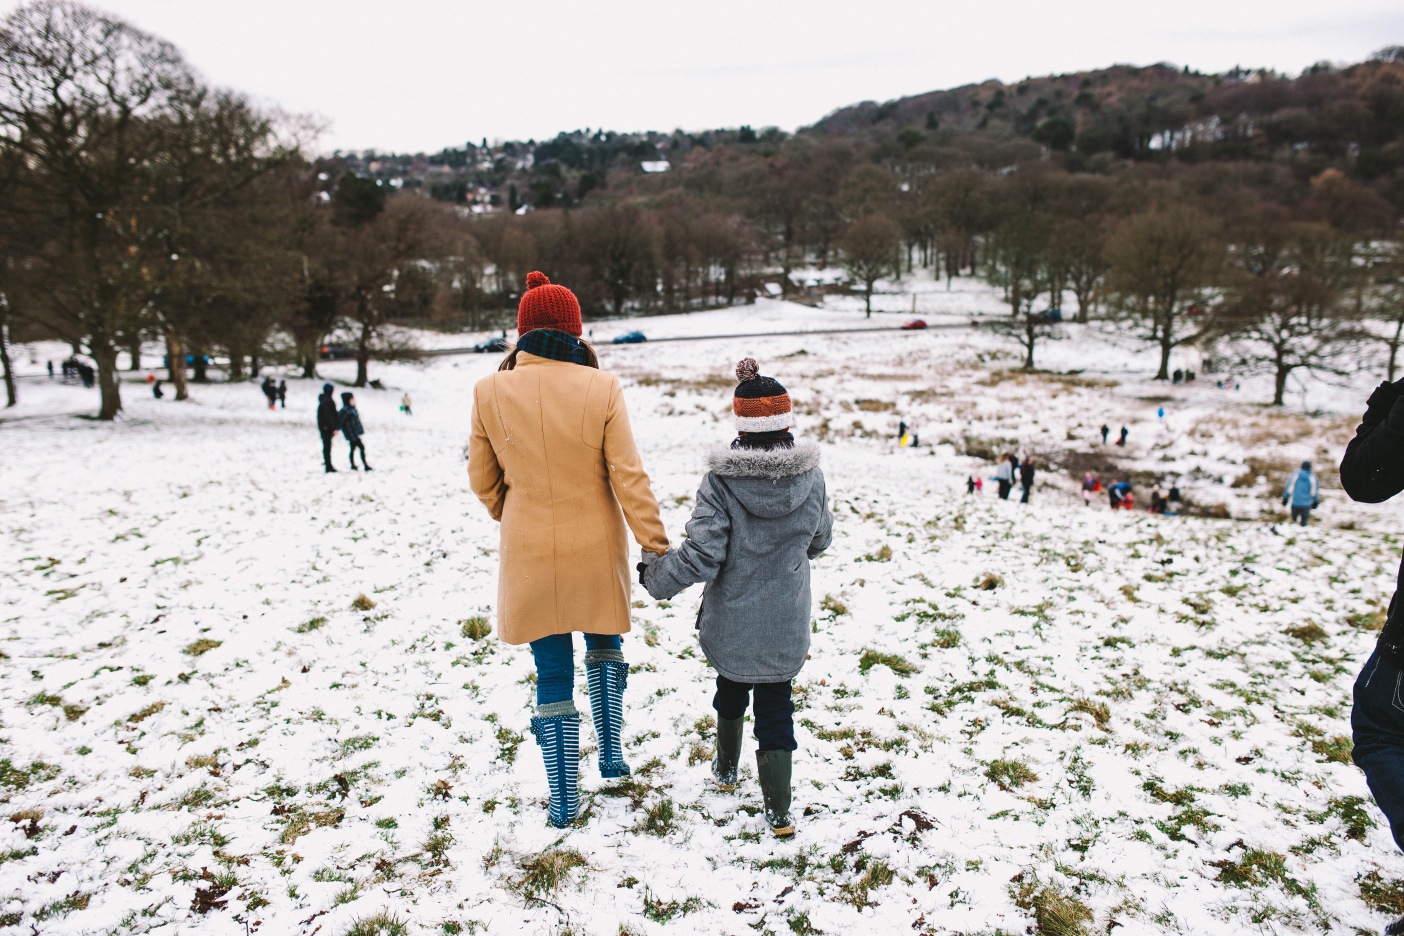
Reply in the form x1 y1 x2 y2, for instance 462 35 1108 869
517 271 582 336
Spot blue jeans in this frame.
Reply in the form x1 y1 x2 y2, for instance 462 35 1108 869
1352 646 1404 851
714 676 796 752
529 633 621 706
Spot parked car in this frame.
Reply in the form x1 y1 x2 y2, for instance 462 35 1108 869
901 319 927 330
612 331 647 344
161 353 213 366
473 338 509 353
319 345 355 360
1033 309 1063 322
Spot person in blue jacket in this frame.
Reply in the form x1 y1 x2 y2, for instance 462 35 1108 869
1282 460 1319 526
338 392 371 471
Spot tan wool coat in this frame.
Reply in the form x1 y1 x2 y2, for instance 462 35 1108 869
468 352 670 645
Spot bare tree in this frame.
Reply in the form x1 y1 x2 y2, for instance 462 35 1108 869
0 0 201 419
1104 206 1221 380
984 216 1062 368
840 214 901 317
1214 220 1364 404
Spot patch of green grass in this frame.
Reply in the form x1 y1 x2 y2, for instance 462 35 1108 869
1284 623 1329 644
515 847 587 899
343 910 410 936
296 617 328 634
0 759 59 792
1013 882 1094 936
858 649 917 676
843 859 896 908
929 628 961 648
985 758 1038 791
459 616 491 640
1214 847 1309 899
495 726 523 766
642 888 704 923
1348 609 1388 632
860 544 893 562
184 639 222 657
131 673 155 687
1360 869 1404 914
638 798 677 836
338 735 378 757
1310 734 1353 765
1066 698 1110 730
1305 795 1375 842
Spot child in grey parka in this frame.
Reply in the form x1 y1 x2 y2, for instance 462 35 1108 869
641 358 833 837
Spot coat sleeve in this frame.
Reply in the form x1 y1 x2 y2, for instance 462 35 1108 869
1340 381 1404 505
468 388 507 522
808 474 834 559
642 476 730 601
602 376 669 554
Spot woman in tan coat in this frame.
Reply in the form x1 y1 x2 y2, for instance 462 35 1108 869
468 271 669 828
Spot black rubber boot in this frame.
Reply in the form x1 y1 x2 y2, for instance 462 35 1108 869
755 749 795 837
712 716 743 791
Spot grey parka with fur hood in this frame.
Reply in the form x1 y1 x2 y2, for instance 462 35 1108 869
642 441 833 683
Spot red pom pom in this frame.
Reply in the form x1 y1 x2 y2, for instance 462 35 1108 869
525 271 550 290
736 357 759 383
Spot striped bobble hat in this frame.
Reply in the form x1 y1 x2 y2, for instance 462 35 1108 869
733 358 791 432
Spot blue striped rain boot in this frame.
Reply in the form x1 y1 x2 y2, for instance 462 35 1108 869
585 649 631 778
529 702 581 828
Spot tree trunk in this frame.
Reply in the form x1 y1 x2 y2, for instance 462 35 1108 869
355 319 371 388
165 329 189 401
250 352 261 377
227 350 244 380
1156 338 1172 381
191 348 209 383
300 349 317 380
128 337 141 371
0 317 16 408
864 286 873 318
92 338 122 421
1273 365 1289 406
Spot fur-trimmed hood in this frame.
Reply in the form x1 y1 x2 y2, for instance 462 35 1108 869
704 441 822 519
705 440 821 480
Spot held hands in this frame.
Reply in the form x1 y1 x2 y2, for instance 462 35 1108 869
637 548 664 587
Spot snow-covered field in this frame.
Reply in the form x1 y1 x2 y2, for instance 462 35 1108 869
4 277 1404 935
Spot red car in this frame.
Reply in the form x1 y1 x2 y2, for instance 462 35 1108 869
901 319 927 330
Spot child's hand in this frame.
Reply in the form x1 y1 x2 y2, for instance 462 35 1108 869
636 562 650 587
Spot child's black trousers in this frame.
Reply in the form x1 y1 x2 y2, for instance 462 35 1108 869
713 675 796 751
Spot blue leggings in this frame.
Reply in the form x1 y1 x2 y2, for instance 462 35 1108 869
529 633 622 706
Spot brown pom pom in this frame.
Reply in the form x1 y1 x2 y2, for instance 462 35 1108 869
525 271 550 290
735 357 759 383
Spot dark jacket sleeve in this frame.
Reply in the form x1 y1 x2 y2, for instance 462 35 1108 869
642 476 730 601
1340 381 1404 504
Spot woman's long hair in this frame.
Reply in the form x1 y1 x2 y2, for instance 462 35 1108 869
498 340 600 371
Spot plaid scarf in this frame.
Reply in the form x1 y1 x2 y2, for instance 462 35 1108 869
516 329 595 367
732 430 794 451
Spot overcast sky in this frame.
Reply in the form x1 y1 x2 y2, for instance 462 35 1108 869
4 0 1401 153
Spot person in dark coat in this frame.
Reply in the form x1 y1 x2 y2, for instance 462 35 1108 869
1340 378 1404 936
152 379 164 400
317 383 339 473
1100 424 1109 445
995 453 1017 500
261 376 277 410
1019 456 1036 504
339 391 371 470
1117 425 1129 446
277 380 288 409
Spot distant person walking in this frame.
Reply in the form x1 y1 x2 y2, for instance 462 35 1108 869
46 361 53 379
400 392 413 416
317 383 339 473
1282 461 1319 527
339 392 370 470
1082 472 1099 507
1019 456 1036 504
1167 484 1182 515
277 380 288 409
1100 424 1110 445
152 380 164 400
261 376 277 410
995 454 1016 500
1340 379 1404 936
1117 425 1129 447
